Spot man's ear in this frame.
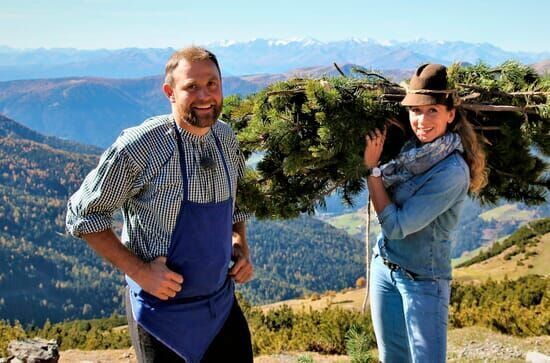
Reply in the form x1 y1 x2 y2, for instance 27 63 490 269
163 83 175 102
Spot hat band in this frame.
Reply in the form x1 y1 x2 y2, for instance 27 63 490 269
402 87 462 106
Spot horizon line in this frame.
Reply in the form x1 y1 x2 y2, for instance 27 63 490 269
0 37 548 54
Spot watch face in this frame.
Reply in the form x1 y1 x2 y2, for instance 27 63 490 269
370 167 381 177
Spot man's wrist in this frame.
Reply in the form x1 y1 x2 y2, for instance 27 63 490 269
232 242 250 258
127 260 148 280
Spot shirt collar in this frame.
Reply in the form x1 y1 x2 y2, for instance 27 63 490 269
169 115 216 143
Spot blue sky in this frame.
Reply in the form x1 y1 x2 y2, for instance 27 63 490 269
1 0 548 52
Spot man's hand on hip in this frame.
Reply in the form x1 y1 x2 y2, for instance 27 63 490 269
229 244 254 284
135 256 184 300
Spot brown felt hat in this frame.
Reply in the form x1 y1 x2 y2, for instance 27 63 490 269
401 63 456 106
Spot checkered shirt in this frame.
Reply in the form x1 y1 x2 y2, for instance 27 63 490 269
66 114 249 262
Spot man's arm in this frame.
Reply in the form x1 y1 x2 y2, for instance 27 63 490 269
229 221 254 283
82 229 183 300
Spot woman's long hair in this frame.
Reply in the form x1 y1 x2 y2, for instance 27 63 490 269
447 106 488 193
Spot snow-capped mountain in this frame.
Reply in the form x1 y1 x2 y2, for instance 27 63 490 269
0 38 548 81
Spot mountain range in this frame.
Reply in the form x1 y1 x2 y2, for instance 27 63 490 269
0 38 548 325
0 65 407 147
1 38 549 81
1 59 548 148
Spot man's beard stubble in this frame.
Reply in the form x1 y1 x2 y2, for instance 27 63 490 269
180 103 222 129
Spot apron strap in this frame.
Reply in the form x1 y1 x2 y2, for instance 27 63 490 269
173 122 233 202
212 132 233 194
173 123 190 202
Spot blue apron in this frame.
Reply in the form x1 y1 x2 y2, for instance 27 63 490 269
126 124 235 363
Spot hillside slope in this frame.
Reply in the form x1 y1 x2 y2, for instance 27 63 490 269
0 116 123 325
264 218 550 313
0 75 268 147
0 116 364 324
240 217 364 304
454 218 550 282
325 200 550 260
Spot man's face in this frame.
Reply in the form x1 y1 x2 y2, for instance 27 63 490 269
166 59 223 130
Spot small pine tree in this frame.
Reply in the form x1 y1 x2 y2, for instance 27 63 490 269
345 326 375 363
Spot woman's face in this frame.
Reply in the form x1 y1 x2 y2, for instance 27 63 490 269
408 104 455 143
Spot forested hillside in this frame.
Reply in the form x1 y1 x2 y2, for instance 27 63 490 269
457 218 550 268
240 217 363 304
0 116 125 325
0 115 101 155
0 116 364 325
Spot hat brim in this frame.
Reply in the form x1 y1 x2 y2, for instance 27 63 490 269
401 93 440 106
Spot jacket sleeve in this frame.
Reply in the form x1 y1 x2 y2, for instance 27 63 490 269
377 161 469 240
66 143 140 238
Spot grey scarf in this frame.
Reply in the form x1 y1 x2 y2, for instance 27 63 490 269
381 132 463 188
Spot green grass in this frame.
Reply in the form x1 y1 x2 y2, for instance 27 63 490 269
454 232 549 282
452 246 484 267
326 209 381 238
326 212 365 236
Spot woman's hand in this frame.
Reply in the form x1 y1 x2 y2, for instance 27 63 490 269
364 128 386 169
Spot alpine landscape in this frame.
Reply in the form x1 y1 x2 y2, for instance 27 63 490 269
0 37 548 362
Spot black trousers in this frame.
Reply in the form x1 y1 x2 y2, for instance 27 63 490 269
125 288 253 363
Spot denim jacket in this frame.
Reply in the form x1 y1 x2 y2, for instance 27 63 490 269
373 151 470 280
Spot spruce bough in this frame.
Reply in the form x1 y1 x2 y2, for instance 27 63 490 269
222 61 549 219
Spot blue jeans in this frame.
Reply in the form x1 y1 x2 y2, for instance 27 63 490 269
369 255 451 363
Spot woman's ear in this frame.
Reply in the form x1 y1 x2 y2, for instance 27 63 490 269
447 109 456 124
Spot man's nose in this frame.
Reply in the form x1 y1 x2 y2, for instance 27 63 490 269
196 87 210 99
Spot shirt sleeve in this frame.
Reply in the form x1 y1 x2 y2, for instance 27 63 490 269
377 161 469 240
229 133 251 225
66 143 140 237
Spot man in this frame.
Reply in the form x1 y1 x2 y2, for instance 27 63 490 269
66 46 254 363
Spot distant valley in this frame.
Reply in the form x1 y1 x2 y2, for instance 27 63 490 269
263 218 550 312
323 198 550 259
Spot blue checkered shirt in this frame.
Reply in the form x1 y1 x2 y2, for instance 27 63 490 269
66 114 249 262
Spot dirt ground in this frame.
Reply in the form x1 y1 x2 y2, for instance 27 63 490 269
58 327 550 363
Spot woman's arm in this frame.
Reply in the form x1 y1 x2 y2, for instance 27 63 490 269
364 128 391 214
364 128 469 240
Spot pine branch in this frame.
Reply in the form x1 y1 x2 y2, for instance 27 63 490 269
226 61 550 218
461 104 539 114
333 63 346 77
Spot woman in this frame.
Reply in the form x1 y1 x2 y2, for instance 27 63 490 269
364 63 487 363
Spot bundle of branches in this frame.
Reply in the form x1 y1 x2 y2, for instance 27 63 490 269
222 61 549 219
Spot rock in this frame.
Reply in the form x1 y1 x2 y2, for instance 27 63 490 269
7 338 59 363
526 351 550 363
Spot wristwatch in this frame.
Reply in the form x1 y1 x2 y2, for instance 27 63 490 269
367 166 382 177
